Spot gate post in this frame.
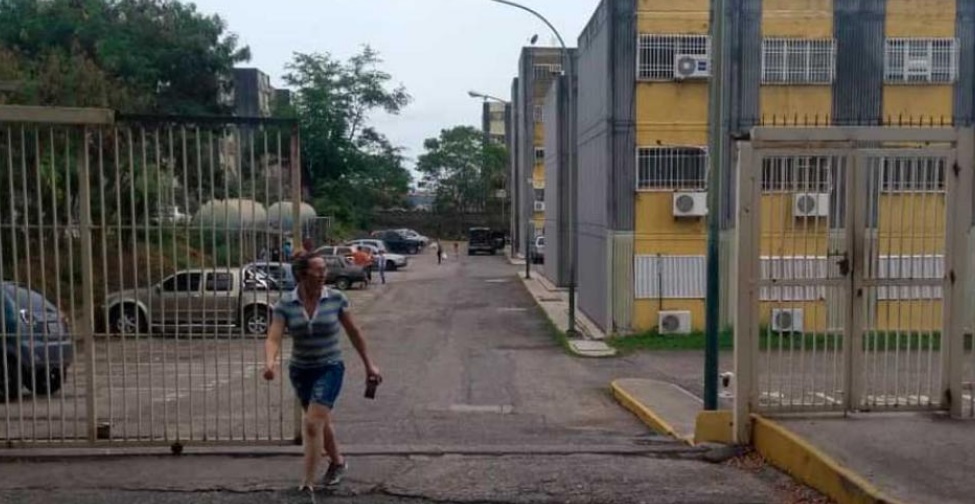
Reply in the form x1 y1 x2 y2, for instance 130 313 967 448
944 128 974 417
290 125 304 441
77 126 98 442
733 141 761 444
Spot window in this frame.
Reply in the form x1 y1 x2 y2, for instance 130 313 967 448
160 273 202 293
761 156 835 192
204 273 234 292
762 38 835 84
533 105 544 123
636 147 708 190
533 64 562 79
534 147 545 163
885 38 958 84
533 188 544 202
489 111 505 122
638 34 710 81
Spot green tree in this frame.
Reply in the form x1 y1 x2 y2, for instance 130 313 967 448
416 126 507 214
283 47 412 230
0 0 249 113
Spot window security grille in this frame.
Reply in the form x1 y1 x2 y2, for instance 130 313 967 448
636 147 708 190
762 38 836 84
638 34 710 81
884 38 958 84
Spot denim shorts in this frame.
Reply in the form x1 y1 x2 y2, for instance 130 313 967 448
289 361 345 410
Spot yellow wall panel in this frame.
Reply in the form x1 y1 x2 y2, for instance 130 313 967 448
876 194 946 255
882 87 954 123
886 0 955 37
533 165 545 181
634 192 707 256
762 0 832 37
533 124 544 144
874 300 943 332
760 86 832 123
636 85 710 128
632 299 706 331
636 0 709 33
635 126 708 147
759 195 832 256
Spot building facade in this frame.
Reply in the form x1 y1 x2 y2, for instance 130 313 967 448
572 0 971 335
510 47 564 261
542 54 578 287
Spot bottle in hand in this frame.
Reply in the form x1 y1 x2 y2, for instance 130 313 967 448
365 376 379 399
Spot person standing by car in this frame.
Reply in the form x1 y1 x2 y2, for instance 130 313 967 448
351 246 372 283
263 253 382 492
377 250 387 285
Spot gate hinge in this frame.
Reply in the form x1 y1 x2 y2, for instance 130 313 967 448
953 162 961 177
950 270 957 285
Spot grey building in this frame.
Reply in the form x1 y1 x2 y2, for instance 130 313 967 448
232 68 275 118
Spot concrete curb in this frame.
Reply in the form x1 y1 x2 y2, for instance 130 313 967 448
752 415 904 504
610 380 692 445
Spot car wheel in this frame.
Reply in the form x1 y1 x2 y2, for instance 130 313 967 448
243 306 271 335
110 305 147 335
410 246 419 255
335 277 351 290
25 366 63 396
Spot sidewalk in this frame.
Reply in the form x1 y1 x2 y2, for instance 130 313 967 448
508 252 615 357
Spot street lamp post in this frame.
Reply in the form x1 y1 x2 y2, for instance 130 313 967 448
488 0 578 337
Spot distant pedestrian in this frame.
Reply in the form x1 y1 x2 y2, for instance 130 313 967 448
283 240 293 259
271 247 281 262
452 242 459 259
263 253 382 492
377 250 386 284
258 247 269 262
436 240 443 265
303 236 315 254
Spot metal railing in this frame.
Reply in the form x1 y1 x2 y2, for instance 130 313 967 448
0 106 308 447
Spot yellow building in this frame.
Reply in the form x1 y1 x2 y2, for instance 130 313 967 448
575 0 963 335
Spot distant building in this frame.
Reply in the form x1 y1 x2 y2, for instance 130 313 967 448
409 191 435 212
232 68 274 118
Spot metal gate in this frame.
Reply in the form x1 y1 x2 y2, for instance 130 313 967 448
733 127 974 441
0 106 308 447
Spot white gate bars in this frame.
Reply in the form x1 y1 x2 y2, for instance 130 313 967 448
733 127 974 442
0 106 308 448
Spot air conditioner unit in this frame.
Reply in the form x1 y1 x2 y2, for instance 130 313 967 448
793 192 830 218
673 192 708 217
673 54 710 79
534 201 546 212
658 311 692 335
771 308 804 333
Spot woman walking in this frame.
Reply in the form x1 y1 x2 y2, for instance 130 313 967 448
263 253 383 491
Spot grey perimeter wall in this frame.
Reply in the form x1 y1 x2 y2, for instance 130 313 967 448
543 69 575 287
576 0 635 332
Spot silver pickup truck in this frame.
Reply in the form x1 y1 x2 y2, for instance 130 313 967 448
103 267 280 336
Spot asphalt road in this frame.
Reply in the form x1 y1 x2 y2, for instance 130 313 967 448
0 248 819 503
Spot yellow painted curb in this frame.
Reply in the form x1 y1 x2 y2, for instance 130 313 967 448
610 380 693 445
752 415 904 504
694 410 733 445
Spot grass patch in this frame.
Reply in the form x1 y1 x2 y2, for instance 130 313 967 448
607 328 735 352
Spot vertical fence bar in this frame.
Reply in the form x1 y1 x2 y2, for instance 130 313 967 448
78 126 98 442
734 142 760 442
290 126 303 442
946 130 973 416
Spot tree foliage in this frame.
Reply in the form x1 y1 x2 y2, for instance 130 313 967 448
416 126 507 214
283 47 412 231
0 0 250 113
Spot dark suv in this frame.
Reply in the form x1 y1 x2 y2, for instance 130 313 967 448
467 227 495 255
2 283 74 399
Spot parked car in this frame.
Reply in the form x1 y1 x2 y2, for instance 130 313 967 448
344 239 409 270
247 259 368 291
1 283 74 398
467 227 496 255
315 245 357 265
370 230 422 255
395 228 429 246
531 235 546 264
103 267 279 336
490 230 506 252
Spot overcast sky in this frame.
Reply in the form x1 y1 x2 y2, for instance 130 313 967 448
188 0 595 170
